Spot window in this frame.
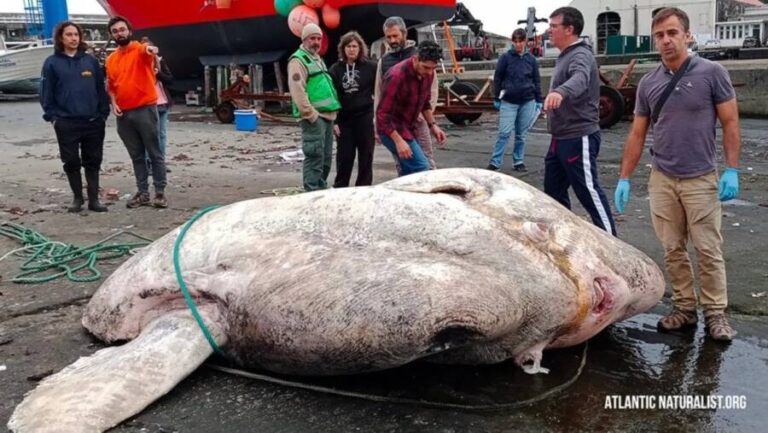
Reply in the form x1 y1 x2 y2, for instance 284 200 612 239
596 12 621 54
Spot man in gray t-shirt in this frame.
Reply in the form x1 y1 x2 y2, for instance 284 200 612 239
613 7 741 342
634 55 735 178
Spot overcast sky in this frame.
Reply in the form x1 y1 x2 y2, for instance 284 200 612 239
3 0 562 36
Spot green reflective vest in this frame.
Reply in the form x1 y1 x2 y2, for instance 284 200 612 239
290 47 341 117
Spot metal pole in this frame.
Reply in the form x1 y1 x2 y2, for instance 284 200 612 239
634 4 638 38
274 61 285 94
41 0 69 40
216 66 224 106
431 24 447 75
253 64 263 109
274 61 287 109
203 65 211 107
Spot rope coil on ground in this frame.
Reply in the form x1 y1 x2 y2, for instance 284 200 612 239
0 221 152 284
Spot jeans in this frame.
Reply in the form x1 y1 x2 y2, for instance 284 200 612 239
489 100 537 168
379 134 429 176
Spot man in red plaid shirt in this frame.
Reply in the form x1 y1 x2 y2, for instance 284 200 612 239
376 40 447 176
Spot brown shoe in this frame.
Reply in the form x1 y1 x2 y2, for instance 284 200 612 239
126 192 150 208
152 192 168 208
658 308 698 332
705 313 735 342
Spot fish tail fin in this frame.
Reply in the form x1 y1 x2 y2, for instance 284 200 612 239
8 310 226 433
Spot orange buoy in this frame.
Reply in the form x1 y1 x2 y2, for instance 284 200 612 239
303 0 326 8
319 32 329 56
321 4 340 29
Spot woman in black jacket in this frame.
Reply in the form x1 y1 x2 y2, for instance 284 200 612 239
328 31 377 187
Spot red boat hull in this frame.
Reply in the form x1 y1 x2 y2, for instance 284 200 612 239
98 1 456 81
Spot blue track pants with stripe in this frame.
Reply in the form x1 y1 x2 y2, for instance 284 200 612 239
544 131 617 236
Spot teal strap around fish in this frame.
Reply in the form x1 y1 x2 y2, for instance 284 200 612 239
173 205 224 355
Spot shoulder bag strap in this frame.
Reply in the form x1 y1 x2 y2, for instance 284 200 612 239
651 56 692 124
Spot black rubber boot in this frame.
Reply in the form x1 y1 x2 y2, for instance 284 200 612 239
85 170 108 212
65 171 84 213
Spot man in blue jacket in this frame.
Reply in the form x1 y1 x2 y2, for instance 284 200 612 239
487 28 543 172
41 21 110 212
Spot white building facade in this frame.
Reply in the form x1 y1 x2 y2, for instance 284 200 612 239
567 0 727 53
715 5 768 46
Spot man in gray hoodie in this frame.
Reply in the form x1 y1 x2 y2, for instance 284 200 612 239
542 7 616 236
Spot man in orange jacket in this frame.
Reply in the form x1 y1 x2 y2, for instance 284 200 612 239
106 16 168 208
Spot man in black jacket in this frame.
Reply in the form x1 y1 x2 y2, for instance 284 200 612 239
40 21 110 212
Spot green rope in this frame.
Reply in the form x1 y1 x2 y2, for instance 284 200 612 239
172 205 224 355
0 222 152 284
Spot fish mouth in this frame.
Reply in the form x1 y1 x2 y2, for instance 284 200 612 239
591 277 614 315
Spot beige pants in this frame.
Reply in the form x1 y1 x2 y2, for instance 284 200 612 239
648 169 727 315
413 116 437 170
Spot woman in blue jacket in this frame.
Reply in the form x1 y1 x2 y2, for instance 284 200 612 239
487 28 543 172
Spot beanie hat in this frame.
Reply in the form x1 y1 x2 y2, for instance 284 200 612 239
302 23 322 40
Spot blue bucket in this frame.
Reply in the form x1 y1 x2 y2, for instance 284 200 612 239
234 109 258 132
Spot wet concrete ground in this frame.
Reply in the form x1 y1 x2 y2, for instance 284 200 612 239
1 101 767 432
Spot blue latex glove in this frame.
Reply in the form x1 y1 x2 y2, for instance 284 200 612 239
718 167 739 201
493 99 501 110
614 179 631 214
535 102 543 112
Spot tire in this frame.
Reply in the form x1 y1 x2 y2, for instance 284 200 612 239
444 81 483 126
599 85 624 129
214 102 235 124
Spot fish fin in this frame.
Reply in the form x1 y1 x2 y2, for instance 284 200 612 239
381 170 477 197
8 311 227 433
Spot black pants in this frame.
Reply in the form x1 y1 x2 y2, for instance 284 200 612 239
334 111 374 187
544 131 616 236
53 118 106 175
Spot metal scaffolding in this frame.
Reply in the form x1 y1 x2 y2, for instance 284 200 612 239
22 0 44 38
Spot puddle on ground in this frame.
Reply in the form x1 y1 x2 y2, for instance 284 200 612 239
212 312 767 432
